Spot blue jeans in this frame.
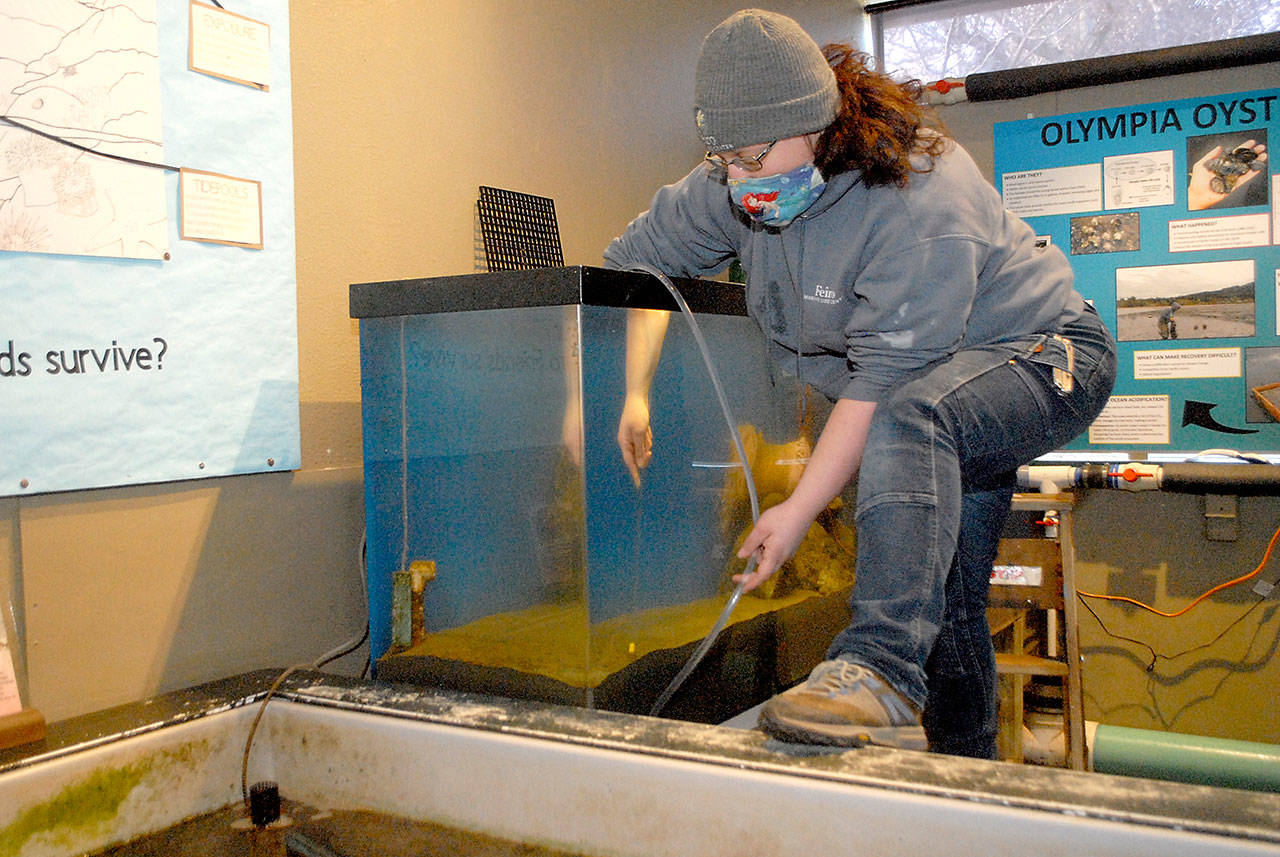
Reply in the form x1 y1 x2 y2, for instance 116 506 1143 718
826 307 1116 758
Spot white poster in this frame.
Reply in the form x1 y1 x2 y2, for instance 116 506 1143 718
180 169 264 248
1104 150 1175 209
189 1 272 90
1088 395 1171 445
0 0 167 260
1169 213 1270 253
1132 348 1241 380
1001 163 1102 218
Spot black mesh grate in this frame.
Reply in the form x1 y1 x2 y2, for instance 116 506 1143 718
477 186 564 271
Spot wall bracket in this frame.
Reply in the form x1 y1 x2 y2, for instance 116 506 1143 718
1204 494 1238 542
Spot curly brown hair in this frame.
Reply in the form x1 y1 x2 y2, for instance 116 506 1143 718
813 45 948 187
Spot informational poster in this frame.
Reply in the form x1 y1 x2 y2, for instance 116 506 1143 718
995 89 1278 455
0 1 298 496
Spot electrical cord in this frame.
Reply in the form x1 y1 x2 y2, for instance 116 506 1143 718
241 663 305 806
241 530 371 805
0 115 181 172
1077 591 1271 671
1076 595 1159 666
1077 518 1280 617
312 531 370 668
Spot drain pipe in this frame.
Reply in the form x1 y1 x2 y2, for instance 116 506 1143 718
1089 723 1280 794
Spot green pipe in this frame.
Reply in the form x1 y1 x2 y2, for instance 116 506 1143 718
1092 724 1280 793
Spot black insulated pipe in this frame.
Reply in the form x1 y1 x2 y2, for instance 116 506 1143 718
1160 463 1280 496
964 31 1280 102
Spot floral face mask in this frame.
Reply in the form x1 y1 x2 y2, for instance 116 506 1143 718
728 162 826 228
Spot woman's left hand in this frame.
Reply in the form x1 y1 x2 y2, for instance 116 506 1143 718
734 500 815 591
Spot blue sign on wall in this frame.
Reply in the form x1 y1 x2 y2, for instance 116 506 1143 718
994 89 1278 456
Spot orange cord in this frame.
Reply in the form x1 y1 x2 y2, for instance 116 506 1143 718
1077 519 1280 617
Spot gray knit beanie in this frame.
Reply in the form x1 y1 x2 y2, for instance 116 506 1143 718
694 9 839 153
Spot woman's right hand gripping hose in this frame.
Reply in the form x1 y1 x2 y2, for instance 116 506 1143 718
735 499 814 592
735 398 879 590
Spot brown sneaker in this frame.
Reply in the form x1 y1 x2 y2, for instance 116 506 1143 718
758 659 927 750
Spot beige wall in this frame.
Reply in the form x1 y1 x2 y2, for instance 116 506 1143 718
4 1 1275 748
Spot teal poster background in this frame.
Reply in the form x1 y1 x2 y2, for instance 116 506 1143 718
994 89 1278 457
0 2 299 496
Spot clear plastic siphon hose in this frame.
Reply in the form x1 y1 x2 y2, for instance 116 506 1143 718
628 265 763 717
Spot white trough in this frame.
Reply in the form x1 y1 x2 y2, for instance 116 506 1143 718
2 671 1278 856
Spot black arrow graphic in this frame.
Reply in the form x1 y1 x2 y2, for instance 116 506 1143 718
1182 400 1257 435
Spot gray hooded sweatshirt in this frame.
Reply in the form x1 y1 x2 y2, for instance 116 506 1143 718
603 141 1088 403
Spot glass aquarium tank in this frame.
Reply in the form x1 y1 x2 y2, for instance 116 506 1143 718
351 267 855 722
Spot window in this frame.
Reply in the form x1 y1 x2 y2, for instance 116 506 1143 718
870 0 1280 82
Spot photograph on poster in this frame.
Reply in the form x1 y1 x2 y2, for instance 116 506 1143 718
1070 212 1140 255
1115 258 1255 342
1186 129 1269 211
1246 346 1280 423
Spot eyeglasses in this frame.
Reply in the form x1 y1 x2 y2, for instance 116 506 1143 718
704 140 777 172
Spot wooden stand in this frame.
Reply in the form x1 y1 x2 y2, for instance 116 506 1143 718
990 492 1087 771
0 708 46 750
